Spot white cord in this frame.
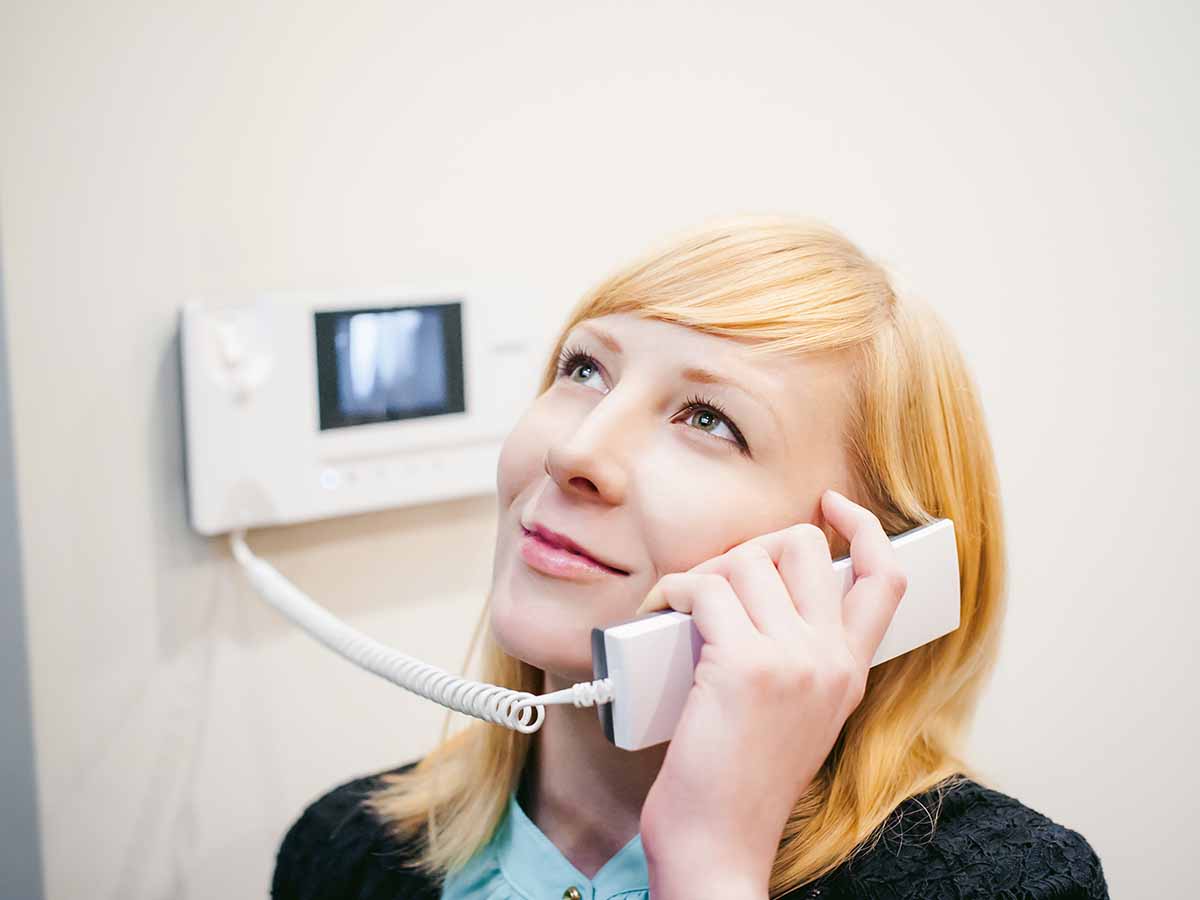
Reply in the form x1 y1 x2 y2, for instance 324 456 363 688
228 530 612 734
513 678 614 711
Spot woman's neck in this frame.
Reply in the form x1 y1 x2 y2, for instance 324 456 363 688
519 670 669 880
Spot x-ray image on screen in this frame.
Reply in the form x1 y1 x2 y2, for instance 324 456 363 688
314 302 465 430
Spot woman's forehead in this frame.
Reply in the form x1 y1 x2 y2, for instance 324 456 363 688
570 313 851 399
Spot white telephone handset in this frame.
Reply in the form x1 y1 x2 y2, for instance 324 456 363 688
231 519 959 750
589 518 960 750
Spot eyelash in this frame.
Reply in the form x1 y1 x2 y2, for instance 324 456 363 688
554 344 751 454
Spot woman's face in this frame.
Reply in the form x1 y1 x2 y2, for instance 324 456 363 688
489 312 855 684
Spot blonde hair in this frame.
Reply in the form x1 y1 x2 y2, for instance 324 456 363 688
365 216 1007 894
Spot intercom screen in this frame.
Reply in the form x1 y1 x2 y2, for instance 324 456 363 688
314 302 465 430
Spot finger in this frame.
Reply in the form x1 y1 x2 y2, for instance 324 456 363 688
689 582 763 650
708 542 801 636
772 523 840 627
647 572 758 646
821 489 908 666
689 523 839 628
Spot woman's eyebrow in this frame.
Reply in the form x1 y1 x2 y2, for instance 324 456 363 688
575 323 783 432
578 323 624 355
578 322 755 390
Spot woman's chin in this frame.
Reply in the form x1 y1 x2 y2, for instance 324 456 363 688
489 608 594 685
500 638 594 687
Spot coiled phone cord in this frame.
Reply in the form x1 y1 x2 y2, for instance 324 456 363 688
229 530 612 733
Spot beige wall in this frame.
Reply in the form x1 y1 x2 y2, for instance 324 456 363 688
1 1 1195 897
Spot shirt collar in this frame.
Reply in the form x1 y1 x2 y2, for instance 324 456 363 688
496 791 649 900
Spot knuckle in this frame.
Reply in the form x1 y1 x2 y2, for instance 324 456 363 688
781 524 830 564
846 670 868 706
756 653 813 693
790 522 826 543
864 512 889 542
828 656 864 702
654 572 697 604
655 572 685 594
731 542 772 565
690 586 723 615
783 523 826 553
887 569 909 598
696 573 730 592
818 646 856 682
834 658 859 690
742 655 785 691
786 657 817 690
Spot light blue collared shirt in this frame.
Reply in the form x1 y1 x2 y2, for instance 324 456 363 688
441 792 649 900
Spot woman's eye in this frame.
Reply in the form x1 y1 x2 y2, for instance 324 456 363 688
681 408 734 441
555 347 750 454
557 350 605 390
675 397 749 453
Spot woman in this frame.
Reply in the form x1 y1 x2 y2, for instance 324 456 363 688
272 218 1109 899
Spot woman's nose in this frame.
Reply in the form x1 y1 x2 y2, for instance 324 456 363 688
543 391 640 505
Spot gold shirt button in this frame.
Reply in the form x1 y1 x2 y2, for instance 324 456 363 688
563 887 583 900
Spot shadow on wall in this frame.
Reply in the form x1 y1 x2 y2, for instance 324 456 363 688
147 328 500 659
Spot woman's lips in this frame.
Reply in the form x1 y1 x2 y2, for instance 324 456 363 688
519 527 627 579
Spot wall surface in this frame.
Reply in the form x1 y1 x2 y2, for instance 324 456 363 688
1 1 1196 897
0 234 45 899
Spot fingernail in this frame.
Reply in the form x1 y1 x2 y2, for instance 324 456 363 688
635 586 661 616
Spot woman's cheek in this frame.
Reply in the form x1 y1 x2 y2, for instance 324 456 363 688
495 409 549 505
638 472 754 573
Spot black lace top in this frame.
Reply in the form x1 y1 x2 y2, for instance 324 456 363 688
272 763 1109 899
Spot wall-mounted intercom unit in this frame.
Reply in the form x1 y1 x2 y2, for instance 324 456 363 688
181 289 543 535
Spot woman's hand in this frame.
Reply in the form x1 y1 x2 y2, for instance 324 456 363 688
636 488 909 900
